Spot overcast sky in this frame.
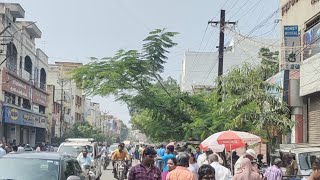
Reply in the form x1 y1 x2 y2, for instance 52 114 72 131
4 0 280 125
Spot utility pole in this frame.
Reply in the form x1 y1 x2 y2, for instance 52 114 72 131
57 78 69 137
208 9 236 100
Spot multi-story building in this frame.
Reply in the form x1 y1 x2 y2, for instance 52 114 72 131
84 98 101 128
47 62 84 133
180 34 277 92
280 0 320 143
46 85 61 142
0 3 48 146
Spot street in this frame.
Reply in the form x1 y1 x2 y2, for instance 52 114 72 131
100 160 140 180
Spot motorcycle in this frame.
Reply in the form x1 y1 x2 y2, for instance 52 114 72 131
115 160 126 180
101 153 110 170
83 165 96 180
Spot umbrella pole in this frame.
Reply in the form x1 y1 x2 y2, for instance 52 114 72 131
230 144 233 175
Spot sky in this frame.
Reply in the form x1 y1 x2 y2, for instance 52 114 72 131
3 0 280 125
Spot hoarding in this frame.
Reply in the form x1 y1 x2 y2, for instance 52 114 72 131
281 25 301 70
303 22 320 60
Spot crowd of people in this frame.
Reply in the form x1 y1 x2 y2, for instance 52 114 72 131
0 141 58 157
126 143 318 180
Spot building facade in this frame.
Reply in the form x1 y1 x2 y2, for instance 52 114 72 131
0 3 48 146
47 62 84 135
280 0 320 143
84 98 101 128
180 34 277 92
46 85 61 142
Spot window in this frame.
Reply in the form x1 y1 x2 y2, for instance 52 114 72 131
73 160 82 176
22 99 31 110
17 97 22 106
39 105 45 114
4 92 15 104
63 159 75 177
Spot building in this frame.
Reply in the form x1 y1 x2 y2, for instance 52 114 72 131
0 3 48 146
47 62 84 134
84 98 101 128
180 34 277 92
280 0 320 143
46 85 61 141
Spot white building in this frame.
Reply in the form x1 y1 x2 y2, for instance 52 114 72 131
0 3 49 146
180 34 277 92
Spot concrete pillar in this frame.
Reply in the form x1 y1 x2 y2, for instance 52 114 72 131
291 107 303 143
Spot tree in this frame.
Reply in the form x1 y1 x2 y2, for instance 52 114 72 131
258 48 279 80
63 122 113 145
72 29 194 142
221 63 294 163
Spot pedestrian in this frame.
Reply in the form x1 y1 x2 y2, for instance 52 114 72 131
0 144 6 157
17 144 24 153
188 152 199 178
128 146 161 180
229 151 239 167
198 164 215 180
162 157 177 180
166 152 197 180
209 154 232 180
157 145 175 172
263 158 283 180
234 149 257 173
233 158 261 180
9 145 18 153
285 154 298 177
198 148 213 166
194 146 202 161
35 145 41 152
309 158 320 180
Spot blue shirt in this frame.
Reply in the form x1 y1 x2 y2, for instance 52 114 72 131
161 153 175 172
194 152 202 161
157 148 165 157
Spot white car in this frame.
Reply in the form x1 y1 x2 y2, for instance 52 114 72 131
57 138 102 180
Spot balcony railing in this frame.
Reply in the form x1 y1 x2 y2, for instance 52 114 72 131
40 82 46 91
6 63 17 73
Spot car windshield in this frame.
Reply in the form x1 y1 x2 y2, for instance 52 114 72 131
0 158 60 180
298 151 320 170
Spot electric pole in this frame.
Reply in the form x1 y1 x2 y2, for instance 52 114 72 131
57 78 70 137
208 9 236 100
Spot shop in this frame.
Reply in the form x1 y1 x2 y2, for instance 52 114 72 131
3 105 47 147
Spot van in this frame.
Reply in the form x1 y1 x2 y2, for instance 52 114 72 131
57 138 102 180
276 144 320 179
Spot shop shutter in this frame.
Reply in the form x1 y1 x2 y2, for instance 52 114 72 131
308 95 320 143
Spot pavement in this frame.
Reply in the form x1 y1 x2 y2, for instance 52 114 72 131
100 160 140 180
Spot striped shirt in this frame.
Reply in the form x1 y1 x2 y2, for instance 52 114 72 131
264 165 283 180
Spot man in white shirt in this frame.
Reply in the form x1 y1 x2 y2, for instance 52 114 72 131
77 148 94 169
234 149 257 174
209 154 232 180
0 144 6 157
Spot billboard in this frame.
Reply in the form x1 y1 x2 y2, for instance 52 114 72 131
281 25 301 70
303 22 320 60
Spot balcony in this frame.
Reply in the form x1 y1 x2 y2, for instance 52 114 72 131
6 63 17 74
5 3 25 18
40 82 46 91
21 69 31 81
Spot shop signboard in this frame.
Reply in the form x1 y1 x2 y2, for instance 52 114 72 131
281 25 301 70
3 106 47 128
32 88 48 107
2 70 31 99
